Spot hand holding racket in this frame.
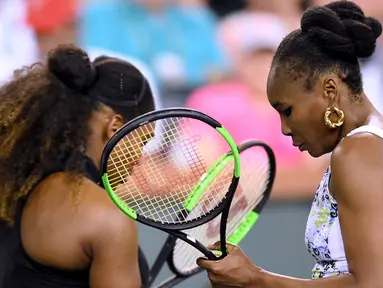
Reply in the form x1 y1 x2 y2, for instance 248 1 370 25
149 140 276 288
100 108 241 263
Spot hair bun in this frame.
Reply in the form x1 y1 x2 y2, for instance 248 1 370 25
48 44 96 91
301 0 382 59
365 17 383 39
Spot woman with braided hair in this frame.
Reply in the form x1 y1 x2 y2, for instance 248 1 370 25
0 44 155 288
197 1 383 287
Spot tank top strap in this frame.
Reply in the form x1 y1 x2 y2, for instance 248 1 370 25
346 125 383 140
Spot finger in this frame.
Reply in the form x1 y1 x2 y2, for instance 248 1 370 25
208 241 237 256
207 241 222 250
196 257 214 269
225 242 238 253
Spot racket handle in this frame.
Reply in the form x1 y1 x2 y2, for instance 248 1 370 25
156 274 189 288
145 235 177 288
204 247 220 260
219 176 241 259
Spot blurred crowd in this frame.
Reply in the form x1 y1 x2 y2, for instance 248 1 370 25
1 0 383 200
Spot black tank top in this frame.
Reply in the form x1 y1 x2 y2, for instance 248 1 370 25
2 155 149 288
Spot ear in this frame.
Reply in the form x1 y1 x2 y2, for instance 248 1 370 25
106 114 125 139
323 77 339 105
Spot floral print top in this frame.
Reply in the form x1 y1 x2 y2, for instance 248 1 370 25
304 125 383 279
304 167 348 278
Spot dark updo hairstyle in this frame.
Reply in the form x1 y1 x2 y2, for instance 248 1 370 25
272 0 382 94
0 44 155 224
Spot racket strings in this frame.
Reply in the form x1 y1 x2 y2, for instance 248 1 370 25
172 147 272 273
106 117 234 224
113 142 232 220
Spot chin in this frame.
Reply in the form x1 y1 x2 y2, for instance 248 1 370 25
307 149 324 158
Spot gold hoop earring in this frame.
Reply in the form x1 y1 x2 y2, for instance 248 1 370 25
324 107 345 129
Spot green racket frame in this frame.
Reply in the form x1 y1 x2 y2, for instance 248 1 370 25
100 108 241 231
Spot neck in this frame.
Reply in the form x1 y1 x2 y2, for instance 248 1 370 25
85 145 101 170
337 94 378 141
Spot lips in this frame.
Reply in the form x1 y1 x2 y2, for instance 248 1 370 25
293 142 305 151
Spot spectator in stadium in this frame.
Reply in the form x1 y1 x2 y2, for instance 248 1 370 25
78 0 227 88
217 0 302 65
0 0 39 84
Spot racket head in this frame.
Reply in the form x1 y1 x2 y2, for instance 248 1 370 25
100 108 241 231
166 140 276 277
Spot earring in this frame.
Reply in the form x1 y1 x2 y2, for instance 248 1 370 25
324 107 345 129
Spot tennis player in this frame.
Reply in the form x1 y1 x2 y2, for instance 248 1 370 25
197 1 383 287
0 44 154 288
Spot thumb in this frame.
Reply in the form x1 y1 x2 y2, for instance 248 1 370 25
196 257 219 270
207 241 222 250
196 257 209 269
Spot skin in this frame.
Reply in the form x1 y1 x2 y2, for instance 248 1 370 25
196 67 383 287
21 105 151 288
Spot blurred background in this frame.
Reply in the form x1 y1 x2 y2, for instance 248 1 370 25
0 0 382 287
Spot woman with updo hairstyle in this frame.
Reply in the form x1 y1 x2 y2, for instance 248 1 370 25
0 44 155 288
197 1 383 287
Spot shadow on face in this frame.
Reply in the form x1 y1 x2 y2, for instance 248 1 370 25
266 68 347 157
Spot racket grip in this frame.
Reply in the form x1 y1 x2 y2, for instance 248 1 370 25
219 176 241 259
146 235 177 288
156 274 189 288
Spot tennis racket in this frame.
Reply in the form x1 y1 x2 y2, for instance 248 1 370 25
100 108 241 264
149 140 276 288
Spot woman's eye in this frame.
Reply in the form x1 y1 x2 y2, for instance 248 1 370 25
283 107 292 117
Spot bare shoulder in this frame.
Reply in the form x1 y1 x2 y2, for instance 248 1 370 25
330 131 383 202
328 130 383 283
78 178 137 246
78 179 141 287
331 131 383 169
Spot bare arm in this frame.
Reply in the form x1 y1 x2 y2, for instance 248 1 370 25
88 198 141 288
258 270 356 288
258 133 383 287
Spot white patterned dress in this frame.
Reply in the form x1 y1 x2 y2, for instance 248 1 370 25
304 125 383 279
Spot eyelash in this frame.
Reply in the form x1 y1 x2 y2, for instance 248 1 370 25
283 107 292 117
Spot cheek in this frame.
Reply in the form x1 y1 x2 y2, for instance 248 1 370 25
302 107 329 147
291 107 324 141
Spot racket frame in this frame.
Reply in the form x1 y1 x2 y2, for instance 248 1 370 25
100 107 240 231
149 140 276 288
